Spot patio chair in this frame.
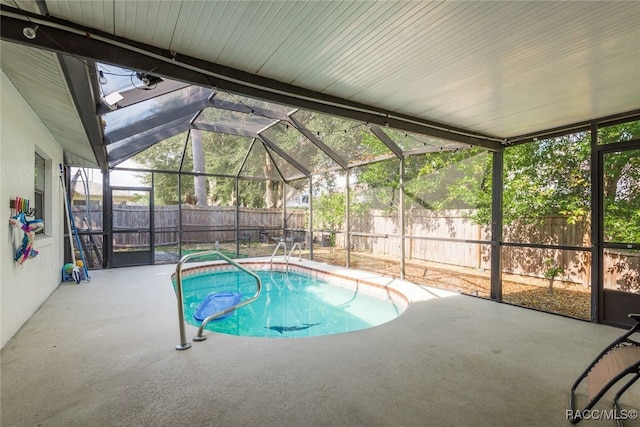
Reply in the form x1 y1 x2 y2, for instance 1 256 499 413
569 313 640 425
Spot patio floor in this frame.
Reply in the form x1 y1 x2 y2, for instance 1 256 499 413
1 260 638 427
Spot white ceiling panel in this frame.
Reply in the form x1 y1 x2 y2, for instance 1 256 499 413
46 0 115 34
174 0 267 67
114 1 182 47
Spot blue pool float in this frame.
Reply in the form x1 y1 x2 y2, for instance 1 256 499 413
194 292 241 321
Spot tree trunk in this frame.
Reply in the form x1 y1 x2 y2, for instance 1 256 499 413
192 130 207 206
264 181 273 208
208 178 217 205
263 151 280 208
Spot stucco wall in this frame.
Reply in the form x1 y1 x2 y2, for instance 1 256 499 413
1 70 64 348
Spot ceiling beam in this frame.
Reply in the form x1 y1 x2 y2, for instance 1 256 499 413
57 54 108 171
505 109 640 146
210 97 292 121
258 134 310 177
287 116 348 169
192 122 257 138
368 125 403 158
104 94 213 143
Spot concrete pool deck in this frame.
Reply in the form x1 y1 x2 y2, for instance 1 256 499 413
1 259 639 426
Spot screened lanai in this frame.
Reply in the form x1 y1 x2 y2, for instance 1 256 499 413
2 1 639 330
60 62 640 329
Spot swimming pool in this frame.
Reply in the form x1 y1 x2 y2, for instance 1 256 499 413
174 262 409 338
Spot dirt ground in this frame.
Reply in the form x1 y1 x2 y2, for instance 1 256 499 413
311 248 591 321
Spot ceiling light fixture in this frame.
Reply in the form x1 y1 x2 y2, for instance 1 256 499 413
98 71 108 85
135 72 163 87
22 23 38 40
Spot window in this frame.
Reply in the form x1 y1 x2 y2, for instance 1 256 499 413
34 152 45 234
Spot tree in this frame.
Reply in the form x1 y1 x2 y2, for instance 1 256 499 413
600 121 640 244
403 148 492 217
132 133 185 204
499 122 639 244
544 258 564 295
132 129 265 207
314 192 345 231
502 132 591 226
599 121 640 293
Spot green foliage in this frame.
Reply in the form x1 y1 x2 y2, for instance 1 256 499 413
543 258 564 280
359 128 392 157
290 111 354 169
604 198 640 244
544 258 565 295
353 158 401 214
502 123 639 245
314 192 345 231
150 173 180 205
352 133 401 214
598 120 640 144
600 121 640 244
295 111 390 165
133 134 184 204
130 130 272 207
403 148 492 222
237 179 268 208
503 132 591 226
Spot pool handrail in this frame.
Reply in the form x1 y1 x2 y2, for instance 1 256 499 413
174 250 262 350
270 240 287 271
286 242 303 271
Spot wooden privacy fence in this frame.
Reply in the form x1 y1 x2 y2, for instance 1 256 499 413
72 204 635 289
340 209 596 285
603 250 640 293
346 209 491 269
71 205 305 247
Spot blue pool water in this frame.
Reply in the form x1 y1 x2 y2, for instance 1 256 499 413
179 269 405 338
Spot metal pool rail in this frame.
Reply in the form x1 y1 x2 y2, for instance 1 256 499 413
270 240 287 271
174 250 262 350
286 242 303 271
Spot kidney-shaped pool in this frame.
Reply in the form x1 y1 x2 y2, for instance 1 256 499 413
173 262 409 338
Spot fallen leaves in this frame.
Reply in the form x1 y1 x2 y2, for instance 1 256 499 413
314 249 591 320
